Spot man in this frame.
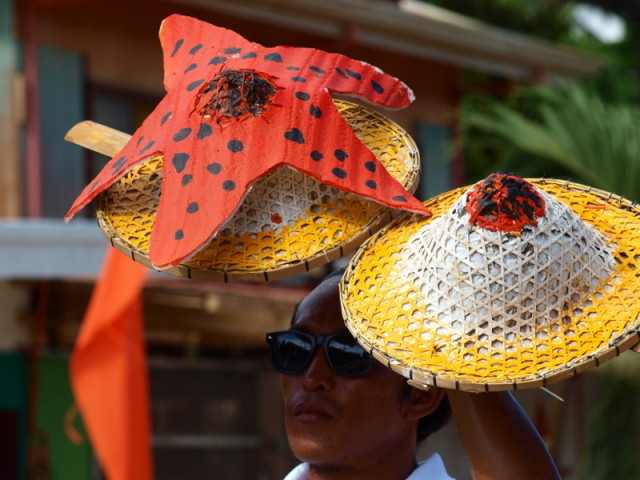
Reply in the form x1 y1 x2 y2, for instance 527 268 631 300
267 269 561 480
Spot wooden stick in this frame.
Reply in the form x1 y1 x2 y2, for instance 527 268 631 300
64 120 130 157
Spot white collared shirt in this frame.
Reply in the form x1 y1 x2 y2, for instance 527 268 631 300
283 454 455 480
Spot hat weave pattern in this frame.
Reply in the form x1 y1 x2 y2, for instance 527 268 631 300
98 100 420 281
342 179 640 391
412 189 615 347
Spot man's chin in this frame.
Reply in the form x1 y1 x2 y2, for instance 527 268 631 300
287 431 343 466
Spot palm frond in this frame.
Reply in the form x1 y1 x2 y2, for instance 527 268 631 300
459 84 640 201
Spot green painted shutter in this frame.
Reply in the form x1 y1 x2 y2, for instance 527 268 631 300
35 354 92 480
0 353 27 480
37 45 85 218
415 122 452 201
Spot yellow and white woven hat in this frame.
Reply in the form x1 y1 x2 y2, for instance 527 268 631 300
64 15 429 282
340 173 640 391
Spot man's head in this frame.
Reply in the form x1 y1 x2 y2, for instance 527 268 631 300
270 269 449 472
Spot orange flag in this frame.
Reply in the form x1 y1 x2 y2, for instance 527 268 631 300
70 247 153 480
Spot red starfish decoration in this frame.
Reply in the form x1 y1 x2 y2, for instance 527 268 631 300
65 14 430 269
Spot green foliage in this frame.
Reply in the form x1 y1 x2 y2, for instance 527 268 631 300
458 84 640 201
583 62 640 104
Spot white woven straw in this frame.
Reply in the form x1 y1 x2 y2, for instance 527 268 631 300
402 189 616 353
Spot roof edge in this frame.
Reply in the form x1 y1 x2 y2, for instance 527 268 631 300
173 0 606 79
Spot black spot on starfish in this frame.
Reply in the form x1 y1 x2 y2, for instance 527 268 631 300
187 79 204 91
310 105 322 118
265 53 283 62
335 67 348 79
172 152 190 173
207 163 222 174
111 156 126 173
173 128 192 142
139 140 155 155
227 140 244 152
332 167 347 179
160 112 172 126
334 150 348 161
171 39 184 57
284 128 305 144
196 123 213 140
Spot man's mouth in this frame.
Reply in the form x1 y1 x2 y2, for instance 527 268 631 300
291 398 338 421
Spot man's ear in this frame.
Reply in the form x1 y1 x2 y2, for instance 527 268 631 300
403 385 446 421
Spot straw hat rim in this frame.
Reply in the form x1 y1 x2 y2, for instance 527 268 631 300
341 177 640 391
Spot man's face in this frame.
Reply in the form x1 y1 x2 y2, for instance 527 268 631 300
279 276 418 470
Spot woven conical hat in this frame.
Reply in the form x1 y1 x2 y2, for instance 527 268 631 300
67 99 420 281
341 174 640 391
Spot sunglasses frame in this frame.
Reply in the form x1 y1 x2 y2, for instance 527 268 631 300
266 329 375 377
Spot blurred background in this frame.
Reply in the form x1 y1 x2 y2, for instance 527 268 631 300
0 0 639 479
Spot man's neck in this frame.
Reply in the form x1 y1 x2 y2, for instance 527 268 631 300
305 457 418 480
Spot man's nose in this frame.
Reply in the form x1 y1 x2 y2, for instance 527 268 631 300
301 346 335 391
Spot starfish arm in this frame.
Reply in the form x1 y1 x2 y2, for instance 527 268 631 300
159 14 256 92
147 116 272 268
64 96 179 221
159 16 413 110
321 55 414 109
242 44 414 110
279 92 428 214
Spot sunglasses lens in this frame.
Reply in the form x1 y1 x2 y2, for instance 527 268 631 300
268 332 314 375
327 335 374 376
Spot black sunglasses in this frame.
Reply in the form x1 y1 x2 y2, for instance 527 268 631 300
266 330 374 377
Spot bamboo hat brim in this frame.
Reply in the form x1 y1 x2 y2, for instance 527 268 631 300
340 176 640 392
67 99 420 282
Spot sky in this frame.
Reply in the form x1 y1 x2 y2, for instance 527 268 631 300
573 4 626 43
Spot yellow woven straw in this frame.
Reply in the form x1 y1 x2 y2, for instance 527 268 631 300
96 100 420 281
341 178 640 392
